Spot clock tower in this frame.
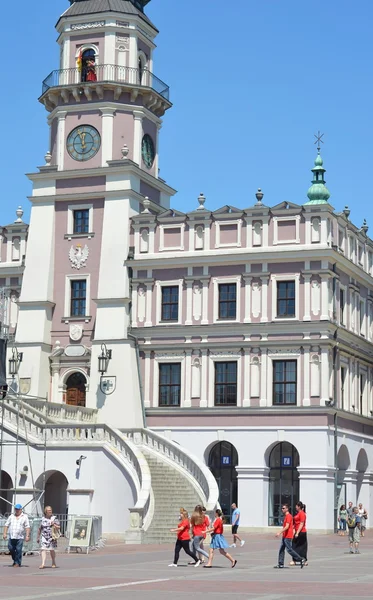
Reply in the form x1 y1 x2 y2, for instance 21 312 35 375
16 0 175 426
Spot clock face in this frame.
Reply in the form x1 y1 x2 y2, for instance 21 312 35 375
142 134 155 168
67 125 101 161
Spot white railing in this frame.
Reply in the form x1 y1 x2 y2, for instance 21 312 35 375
0 408 151 541
6 395 98 424
121 428 219 512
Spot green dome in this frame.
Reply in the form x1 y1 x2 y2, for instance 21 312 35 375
305 152 330 205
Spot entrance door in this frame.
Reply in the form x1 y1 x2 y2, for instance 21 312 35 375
208 441 238 522
268 442 300 526
66 372 86 407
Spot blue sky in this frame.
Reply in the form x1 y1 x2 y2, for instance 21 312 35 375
2 0 372 230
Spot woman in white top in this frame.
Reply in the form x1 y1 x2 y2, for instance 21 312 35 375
358 503 368 536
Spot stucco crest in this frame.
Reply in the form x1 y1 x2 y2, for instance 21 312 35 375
71 21 105 30
69 244 89 270
70 324 83 342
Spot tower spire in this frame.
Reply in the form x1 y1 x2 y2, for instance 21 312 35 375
304 133 330 205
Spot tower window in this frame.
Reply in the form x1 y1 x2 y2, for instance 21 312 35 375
81 49 97 83
70 280 86 317
73 209 89 234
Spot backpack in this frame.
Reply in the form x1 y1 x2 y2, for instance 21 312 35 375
347 515 356 528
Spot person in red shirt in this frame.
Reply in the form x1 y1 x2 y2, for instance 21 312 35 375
204 509 237 569
169 510 200 567
291 501 308 565
190 505 209 563
274 504 305 569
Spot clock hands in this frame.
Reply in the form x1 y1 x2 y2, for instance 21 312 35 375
77 129 87 150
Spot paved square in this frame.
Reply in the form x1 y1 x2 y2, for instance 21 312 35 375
0 533 372 600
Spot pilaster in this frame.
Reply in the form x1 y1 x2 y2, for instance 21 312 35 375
303 274 311 321
260 275 269 323
133 110 143 166
297 467 335 531
100 107 116 166
236 467 269 527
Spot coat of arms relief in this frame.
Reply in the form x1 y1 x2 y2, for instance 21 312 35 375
69 244 89 269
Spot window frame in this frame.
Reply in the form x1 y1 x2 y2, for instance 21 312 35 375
70 279 87 317
339 285 346 326
158 362 182 407
161 285 179 322
271 274 299 321
272 359 297 406
67 204 93 237
64 274 91 319
214 361 238 407
213 277 241 323
276 280 296 318
218 283 237 320
155 280 183 325
73 209 90 234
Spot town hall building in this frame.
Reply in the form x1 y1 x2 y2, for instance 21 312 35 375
0 0 372 537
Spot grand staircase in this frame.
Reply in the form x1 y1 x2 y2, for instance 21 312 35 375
0 395 218 544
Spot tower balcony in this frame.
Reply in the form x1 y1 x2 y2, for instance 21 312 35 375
40 64 171 116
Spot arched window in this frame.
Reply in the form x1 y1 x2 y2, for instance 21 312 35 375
208 441 238 521
81 49 97 83
268 442 300 526
65 372 87 407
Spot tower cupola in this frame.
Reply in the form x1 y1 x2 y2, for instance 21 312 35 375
305 152 331 205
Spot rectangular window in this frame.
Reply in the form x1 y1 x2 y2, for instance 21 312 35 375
161 286 179 321
73 209 89 234
341 366 346 410
159 363 181 406
214 362 237 406
218 283 237 319
70 280 86 316
340 289 345 325
276 281 295 318
360 373 365 414
273 360 297 405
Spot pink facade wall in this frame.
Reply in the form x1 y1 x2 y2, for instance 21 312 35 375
146 413 329 427
112 111 134 162
140 181 160 205
63 111 103 171
56 176 106 195
51 198 105 346
163 228 182 248
219 224 238 245
277 220 296 241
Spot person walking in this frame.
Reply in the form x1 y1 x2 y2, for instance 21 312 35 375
347 506 361 554
169 509 200 567
338 504 347 536
3 504 30 568
358 503 368 537
230 503 245 548
37 506 60 569
199 507 210 560
274 504 305 569
190 505 209 563
204 509 237 569
346 501 353 519
291 501 308 566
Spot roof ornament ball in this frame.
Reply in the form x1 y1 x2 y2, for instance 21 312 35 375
255 188 264 205
44 151 52 166
197 193 206 211
15 207 24 223
343 205 350 220
361 219 369 236
142 196 151 214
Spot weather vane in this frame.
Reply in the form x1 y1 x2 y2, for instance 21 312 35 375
314 131 324 153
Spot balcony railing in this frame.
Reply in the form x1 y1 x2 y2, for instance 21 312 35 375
41 64 170 101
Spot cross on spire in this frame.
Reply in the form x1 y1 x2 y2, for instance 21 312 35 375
314 130 324 153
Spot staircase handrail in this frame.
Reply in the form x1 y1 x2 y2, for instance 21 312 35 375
13 395 98 424
121 428 219 511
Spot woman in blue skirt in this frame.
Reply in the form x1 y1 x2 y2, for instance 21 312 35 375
203 509 237 568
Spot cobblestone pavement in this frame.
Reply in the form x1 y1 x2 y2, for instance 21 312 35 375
1 533 372 599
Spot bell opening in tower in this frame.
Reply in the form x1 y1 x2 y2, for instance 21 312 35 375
81 49 97 83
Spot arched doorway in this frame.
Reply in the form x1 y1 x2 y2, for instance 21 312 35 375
39 471 69 534
336 444 350 508
208 442 238 521
81 48 97 82
268 442 300 526
66 372 86 407
0 471 13 516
